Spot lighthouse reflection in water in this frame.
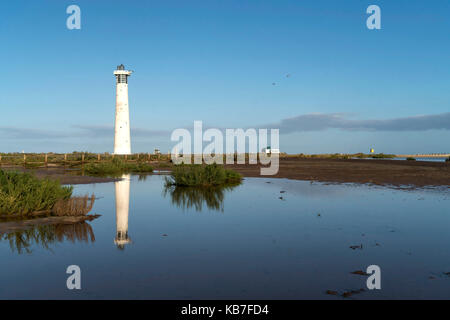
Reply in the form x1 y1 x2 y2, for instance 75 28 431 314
114 174 131 249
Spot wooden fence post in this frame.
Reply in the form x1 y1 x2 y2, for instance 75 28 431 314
81 153 85 163
125 154 128 161
45 154 48 167
97 154 101 161
24 154 26 164
64 154 67 162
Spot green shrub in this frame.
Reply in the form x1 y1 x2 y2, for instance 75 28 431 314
406 157 416 161
165 163 242 187
130 162 155 173
0 170 73 216
370 153 396 159
445 157 450 162
83 157 153 175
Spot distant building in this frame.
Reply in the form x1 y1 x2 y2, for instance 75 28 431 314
262 147 280 154
154 148 161 155
370 148 375 154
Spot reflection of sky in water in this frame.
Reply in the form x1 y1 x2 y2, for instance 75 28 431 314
0 175 449 299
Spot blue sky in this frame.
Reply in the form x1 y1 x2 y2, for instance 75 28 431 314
0 0 449 154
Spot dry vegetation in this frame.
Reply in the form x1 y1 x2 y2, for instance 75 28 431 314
51 194 95 216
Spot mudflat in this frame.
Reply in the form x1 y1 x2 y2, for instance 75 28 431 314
2 158 449 188
225 158 450 188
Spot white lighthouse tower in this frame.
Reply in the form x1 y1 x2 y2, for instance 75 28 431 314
114 64 132 155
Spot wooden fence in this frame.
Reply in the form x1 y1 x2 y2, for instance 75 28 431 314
0 153 170 166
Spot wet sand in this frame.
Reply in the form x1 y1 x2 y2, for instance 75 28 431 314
225 158 450 188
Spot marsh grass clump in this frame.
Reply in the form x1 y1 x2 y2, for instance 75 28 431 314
165 163 242 187
0 170 73 216
131 162 155 173
83 157 153 176
406 157 416 161
446 157 450 163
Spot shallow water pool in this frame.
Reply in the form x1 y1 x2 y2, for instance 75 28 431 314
1 175 449 299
